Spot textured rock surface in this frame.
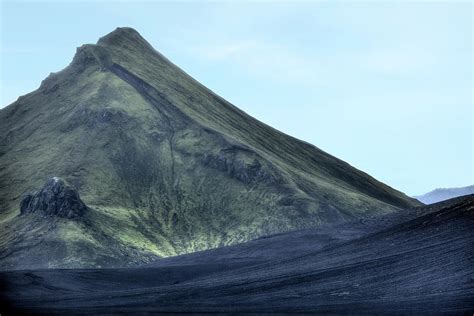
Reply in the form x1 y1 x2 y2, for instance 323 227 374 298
20 177 87 219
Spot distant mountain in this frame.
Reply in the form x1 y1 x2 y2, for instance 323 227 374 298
414 185 474 204
0 27 419 269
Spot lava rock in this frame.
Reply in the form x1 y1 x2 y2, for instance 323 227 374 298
20 177 87 219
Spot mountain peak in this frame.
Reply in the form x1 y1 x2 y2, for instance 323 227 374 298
99 27 140 40
97 27 153 50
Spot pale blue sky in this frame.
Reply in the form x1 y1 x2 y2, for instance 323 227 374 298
1 1 472 195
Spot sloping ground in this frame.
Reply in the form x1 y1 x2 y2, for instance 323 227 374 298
147 193 465 268
1 196 472 314
0 27 419 268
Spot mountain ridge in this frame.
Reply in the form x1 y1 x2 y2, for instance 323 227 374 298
414 185 474 204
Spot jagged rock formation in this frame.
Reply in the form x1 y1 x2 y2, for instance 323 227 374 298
0 27 420 269
20 177 87 219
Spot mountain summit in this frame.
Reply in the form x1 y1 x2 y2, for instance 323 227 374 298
0 27 419 269
98 26 155 48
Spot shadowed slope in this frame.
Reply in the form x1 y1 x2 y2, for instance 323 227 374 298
0 27 419 269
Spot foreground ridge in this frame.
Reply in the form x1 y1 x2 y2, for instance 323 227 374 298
1 195 472 314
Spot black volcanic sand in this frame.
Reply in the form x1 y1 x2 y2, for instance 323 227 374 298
1 196 473 314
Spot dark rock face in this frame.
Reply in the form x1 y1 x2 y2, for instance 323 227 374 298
20 177 87 219
202 151 279 185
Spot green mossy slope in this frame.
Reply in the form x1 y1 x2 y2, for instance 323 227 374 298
0 27 420 269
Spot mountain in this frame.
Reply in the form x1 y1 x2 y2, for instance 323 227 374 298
2 195 472 314
0 27 419 269
414 185 474 204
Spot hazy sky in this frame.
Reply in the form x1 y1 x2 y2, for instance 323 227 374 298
1 1 472 195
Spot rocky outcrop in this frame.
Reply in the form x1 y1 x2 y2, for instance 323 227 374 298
20 177 87 219
202 152 279 185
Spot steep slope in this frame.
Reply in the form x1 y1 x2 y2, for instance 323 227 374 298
1 196 472 314
0 27 419 268
415 185 474 204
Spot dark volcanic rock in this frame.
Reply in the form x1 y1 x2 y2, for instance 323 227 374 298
202 152 278 185
19 177 87 219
